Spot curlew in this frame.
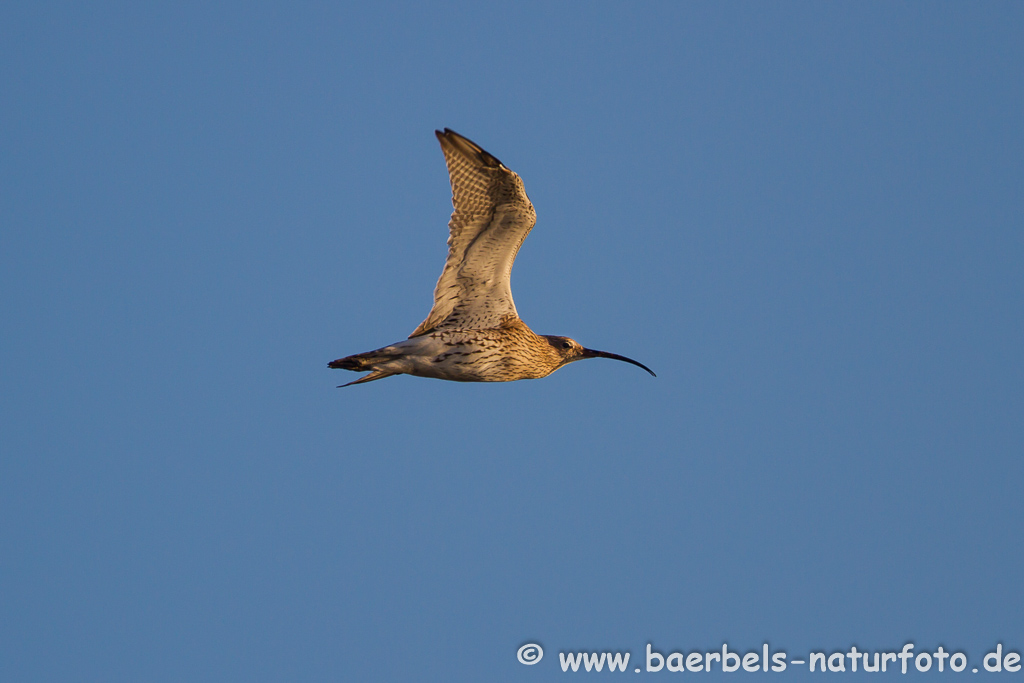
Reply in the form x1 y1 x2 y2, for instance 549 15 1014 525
329 129 655 387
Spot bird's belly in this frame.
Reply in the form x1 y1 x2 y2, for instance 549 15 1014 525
405 346 541 382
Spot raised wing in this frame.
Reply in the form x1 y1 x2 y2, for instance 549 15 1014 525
409 129 537 337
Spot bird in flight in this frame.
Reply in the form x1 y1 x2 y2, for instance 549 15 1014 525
329 129 655 387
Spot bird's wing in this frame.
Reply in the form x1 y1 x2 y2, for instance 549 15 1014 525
409 129 537 337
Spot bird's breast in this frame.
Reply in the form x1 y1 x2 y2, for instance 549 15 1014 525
406 330 559 382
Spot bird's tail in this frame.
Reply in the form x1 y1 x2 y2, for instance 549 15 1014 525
328 350 400 387
328 349 397 371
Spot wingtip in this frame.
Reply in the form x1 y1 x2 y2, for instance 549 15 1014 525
434 128 504 168
435 127 458 143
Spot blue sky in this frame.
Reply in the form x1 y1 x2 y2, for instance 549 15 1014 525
2 2 1022 681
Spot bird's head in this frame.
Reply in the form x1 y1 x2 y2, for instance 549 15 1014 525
543 336 656 377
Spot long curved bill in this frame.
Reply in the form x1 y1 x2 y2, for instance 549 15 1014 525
581 348 656 377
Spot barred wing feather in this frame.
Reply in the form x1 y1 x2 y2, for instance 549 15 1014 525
409 129 537 337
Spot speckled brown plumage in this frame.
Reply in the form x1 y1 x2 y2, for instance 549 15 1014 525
328 129 655 387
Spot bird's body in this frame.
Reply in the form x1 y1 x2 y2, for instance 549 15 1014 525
330 129 654 387
331 317 566 384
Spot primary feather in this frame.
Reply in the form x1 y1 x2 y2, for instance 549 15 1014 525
409 129 537 337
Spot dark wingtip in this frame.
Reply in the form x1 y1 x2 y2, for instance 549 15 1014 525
435 128 504 168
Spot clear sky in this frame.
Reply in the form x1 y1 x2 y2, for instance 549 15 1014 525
2 2 1022 681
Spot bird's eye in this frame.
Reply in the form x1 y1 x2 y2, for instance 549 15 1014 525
561 339 572 349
